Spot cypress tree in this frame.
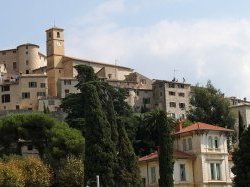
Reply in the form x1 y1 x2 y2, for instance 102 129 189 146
238 111 244 139
83 83 116 186
158 111 174 187
116 117 141 186
232 126 250 187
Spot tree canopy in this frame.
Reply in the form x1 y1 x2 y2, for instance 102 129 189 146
187 81 235 129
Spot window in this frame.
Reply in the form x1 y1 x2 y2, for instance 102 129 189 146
179 92 185 97
183 139 187 151
22 92 30 99
169 83 175 88
40 83 46 88
2 94 10 103
26 51 28 55
188 138 192 150
169 91 175 96
108 74 112 79
2 85 10 92
179 103 185 109
26 45 28 49
27 145 33 151
210 163 221 180
37 92 46 97
13 62 16 69
13 50 16 53
48 100 55 105
64 80 71 85
57 32 60 38
143 98 150 104
29 82 37 88
65 89 70 96
26 60 29 65
2 52 6 55
214 137 219 149
26 70 29 74
180 164 186 181
140 79 146 84
150 167 156 184
170 102 176 107
208 136 213 148
48 32 52 38
178 84 185 88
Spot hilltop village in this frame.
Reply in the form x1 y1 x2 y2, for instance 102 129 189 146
0 27 249 187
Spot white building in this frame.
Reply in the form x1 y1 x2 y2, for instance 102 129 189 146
139 122 234 187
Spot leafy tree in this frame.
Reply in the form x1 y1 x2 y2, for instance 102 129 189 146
0 156 52 187
143 109 174 187
187 81 235 129
57 155 84 187
232 126 250 187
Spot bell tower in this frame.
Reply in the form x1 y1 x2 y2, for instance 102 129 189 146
46 27 65 96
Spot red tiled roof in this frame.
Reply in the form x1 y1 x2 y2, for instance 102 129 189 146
174 122 233 135
139 150 194 162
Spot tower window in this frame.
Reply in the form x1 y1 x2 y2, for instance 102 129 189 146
49 32 52 38
13 62 16 69
57 32 60 38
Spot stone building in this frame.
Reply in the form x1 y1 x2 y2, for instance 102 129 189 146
139 122 233 187
152 80 191 119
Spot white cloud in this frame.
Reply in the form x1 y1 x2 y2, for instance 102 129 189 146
65 1 250 98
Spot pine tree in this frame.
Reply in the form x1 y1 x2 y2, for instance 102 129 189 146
83 83 116 186
232 126 250 187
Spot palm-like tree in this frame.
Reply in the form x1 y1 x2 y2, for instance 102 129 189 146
143 109 175 187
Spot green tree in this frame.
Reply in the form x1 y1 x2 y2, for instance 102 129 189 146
143 109 175 187
57 155 84 187
232 126 250 187
238 111 244 139
187 81 235 128
116 117 141 186
83 83 116 186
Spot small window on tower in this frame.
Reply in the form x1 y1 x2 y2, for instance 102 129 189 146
49 32 52 38
57 32 60 38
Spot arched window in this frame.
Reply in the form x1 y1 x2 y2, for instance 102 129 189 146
214 137 219 149
208 136 213 148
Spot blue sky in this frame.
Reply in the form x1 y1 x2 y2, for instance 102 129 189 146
2 0 250 98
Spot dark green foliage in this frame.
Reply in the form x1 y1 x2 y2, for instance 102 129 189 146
232 126 250 187
238 111 244 139
0 113 55 156
83 83 116 187
187 81 235 129
75 65 97 91
116 117 141 186
143 109 174 187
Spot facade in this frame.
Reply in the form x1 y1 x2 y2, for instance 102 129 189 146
139 122 234 187
152 80 191 119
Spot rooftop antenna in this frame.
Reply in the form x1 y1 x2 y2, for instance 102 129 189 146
115 59 118 79
53 19 56 27
172 69 178 82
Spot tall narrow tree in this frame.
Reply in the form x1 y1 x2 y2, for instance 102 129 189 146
83 83 116 186
144 109 174 187
238 111 244 139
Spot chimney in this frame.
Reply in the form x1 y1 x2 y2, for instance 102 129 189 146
244 97 247 102
175 120 183 132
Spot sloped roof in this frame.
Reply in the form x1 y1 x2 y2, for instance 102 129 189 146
139 150 194 162
174 122 233 135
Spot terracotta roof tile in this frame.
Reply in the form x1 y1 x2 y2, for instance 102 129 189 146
139 150 194 162
175 122 233 135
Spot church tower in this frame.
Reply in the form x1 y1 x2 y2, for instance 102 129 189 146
46 27 65 96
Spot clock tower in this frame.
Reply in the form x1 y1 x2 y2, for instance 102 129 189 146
46 27 65 96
